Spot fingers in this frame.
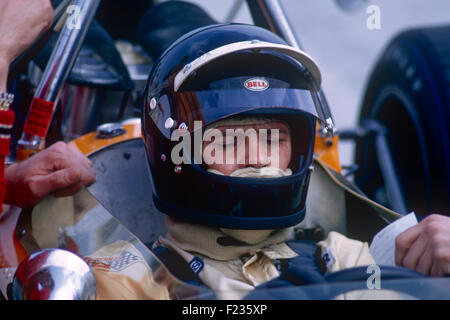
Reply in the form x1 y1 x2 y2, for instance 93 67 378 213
48 143 96 195
430 234 450 277
62 150 95 187
47 142 96 185
415 242 433 275
430 258 450 278
68 143 94 172
400 232 429 271
32 164 95 199
396 214 450 277
3 141 95 207
29 143 95 200
395 222 424 266
30 167 83 199
70 152 95 187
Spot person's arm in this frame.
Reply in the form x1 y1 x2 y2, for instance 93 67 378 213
0 0 53 69
0 1 96 209
395 214 450 277
0 58 8 92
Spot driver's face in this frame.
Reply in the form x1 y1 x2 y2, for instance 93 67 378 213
202 120 291 175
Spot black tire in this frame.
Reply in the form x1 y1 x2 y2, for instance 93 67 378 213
355 26 450 217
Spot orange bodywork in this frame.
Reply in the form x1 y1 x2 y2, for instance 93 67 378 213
68 123 142 156
314 134 342 173
16 148 40 163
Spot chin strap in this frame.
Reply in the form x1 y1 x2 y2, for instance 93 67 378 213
0 92 15 207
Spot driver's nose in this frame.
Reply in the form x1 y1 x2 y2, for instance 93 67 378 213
238 135 271 169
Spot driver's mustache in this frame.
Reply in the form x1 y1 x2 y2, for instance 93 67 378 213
207 166 293 178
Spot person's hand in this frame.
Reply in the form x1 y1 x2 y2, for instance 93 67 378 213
4 142 96 208
0 0 53 64
395 214 450 277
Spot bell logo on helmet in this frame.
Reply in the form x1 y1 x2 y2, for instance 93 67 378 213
244 78 269 92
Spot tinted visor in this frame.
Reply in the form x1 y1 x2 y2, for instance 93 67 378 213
165 50 323 133
168 86 320 131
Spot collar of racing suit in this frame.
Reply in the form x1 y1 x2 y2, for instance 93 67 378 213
153 217 298 299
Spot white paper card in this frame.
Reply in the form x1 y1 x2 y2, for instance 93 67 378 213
369 212 418 266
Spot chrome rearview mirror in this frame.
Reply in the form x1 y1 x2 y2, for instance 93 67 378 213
11 249 96 300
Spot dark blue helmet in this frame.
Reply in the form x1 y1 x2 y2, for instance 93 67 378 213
142 23 326 229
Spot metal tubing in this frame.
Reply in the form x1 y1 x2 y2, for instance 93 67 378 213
17 0 101 156
225 0 246 22
253 0 302 49
35 0 100 102
374 127 408 215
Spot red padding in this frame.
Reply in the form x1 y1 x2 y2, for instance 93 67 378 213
23 97 55 137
